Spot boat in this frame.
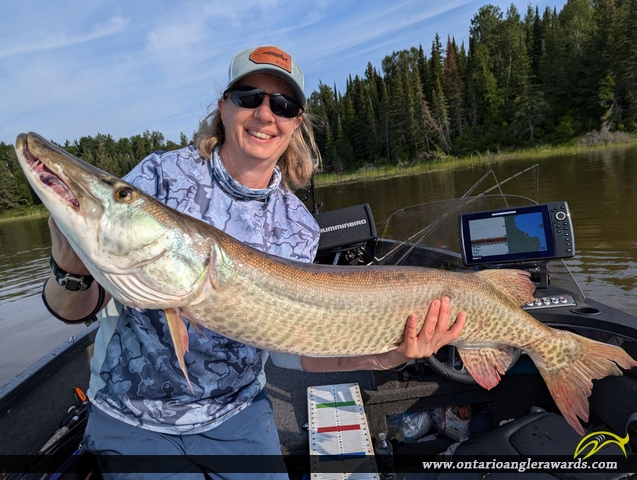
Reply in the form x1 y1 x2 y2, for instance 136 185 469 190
1 177 636 478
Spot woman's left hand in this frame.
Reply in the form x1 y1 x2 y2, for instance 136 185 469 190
301 296 466 372
398 296 466 359
376 297 466 369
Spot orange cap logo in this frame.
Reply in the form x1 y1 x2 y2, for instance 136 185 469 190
249 47 292 73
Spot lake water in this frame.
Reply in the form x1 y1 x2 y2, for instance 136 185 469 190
1 146 636 387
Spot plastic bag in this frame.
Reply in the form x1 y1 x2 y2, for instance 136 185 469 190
387 410 434 443
432 404 472 442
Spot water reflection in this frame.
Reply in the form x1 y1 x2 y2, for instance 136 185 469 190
0 218 52 302
0 217 85 387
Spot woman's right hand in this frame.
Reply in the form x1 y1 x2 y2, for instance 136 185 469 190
48 216 90 275
45 216 110 322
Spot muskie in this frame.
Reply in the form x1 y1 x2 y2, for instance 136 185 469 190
16 132 636 435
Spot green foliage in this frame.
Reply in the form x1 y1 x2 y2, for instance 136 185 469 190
0 132 188 215
0 142 34 214
306 0 637 173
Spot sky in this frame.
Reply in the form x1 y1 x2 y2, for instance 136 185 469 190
0 0 567 146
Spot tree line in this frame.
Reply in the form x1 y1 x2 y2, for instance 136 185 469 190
307 0 637 172
0 131 190 214
1 1 635 214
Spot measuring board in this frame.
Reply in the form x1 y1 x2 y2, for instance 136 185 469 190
307 383 379 479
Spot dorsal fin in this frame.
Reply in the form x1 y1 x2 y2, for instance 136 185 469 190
475 269 536 306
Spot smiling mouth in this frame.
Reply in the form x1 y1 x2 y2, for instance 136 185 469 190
22 141 80 210
248 130 275 140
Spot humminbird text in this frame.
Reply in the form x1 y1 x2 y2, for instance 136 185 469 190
320 219 367 233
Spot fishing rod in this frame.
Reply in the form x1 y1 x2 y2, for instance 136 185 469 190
7 387 92 480
372 164 540 265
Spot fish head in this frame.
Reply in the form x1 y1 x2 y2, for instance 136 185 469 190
15 132 211 309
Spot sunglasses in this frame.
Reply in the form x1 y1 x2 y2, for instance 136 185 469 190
226 86 303 118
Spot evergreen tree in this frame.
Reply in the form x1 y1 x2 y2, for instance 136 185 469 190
443 36 466 138
417 44 431 103
622 0 637 127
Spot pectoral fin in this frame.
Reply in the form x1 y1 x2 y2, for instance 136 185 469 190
458 345 518 390
165 308 194 393
190 321 209 341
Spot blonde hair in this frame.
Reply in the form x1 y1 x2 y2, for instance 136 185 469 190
195 98 321 190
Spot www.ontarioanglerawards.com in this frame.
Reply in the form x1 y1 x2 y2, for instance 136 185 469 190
421 457 621 473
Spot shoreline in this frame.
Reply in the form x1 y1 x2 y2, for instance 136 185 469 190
2 139 636 221
0 206 49 223
314 139 637 187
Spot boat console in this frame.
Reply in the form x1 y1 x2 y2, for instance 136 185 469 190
458 201 578 307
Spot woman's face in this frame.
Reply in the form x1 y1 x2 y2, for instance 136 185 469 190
218 73 303 182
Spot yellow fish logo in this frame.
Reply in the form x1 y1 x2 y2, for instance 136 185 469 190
574 431 630 459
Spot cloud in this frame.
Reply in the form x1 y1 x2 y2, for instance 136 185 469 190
0 16 129 59
200 0 290 26
0 0 567 144
146 23 204 56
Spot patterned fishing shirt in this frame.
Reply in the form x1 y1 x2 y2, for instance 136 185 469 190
87 145 320 434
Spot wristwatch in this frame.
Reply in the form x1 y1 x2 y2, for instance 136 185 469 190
49 257 94 292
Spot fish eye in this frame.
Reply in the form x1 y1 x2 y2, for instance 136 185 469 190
114 186 136 203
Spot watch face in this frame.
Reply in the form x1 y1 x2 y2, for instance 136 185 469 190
59 276 86 291
50 257 93 291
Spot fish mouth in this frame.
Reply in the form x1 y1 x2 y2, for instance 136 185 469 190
19 137 80 210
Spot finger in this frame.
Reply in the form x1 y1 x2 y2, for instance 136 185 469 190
432 310 467 353
404 313 419 339
448 310 467 338
400 314 419 355
421 298 441 342
436 296 451 335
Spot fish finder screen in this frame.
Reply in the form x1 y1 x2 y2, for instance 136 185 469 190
469 212 547 258
459 205 556 265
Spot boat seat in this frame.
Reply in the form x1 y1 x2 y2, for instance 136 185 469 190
433 412 631 479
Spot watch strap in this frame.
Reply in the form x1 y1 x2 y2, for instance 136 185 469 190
42 279 104 326
50 256 94 292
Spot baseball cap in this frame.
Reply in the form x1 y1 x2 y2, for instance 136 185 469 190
227 45 306 106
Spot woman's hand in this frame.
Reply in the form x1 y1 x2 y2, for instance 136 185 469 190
301 297 467 372
397 296 465 358
49 216 90 275
45 216 110 322
374 297 466 369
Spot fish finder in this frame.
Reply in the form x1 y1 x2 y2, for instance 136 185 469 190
458 201 575 266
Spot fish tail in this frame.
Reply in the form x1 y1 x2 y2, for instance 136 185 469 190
532 331 637 435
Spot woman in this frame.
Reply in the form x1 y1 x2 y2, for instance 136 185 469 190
44 45 466 479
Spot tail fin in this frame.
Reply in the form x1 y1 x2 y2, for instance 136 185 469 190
532 331 637 435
